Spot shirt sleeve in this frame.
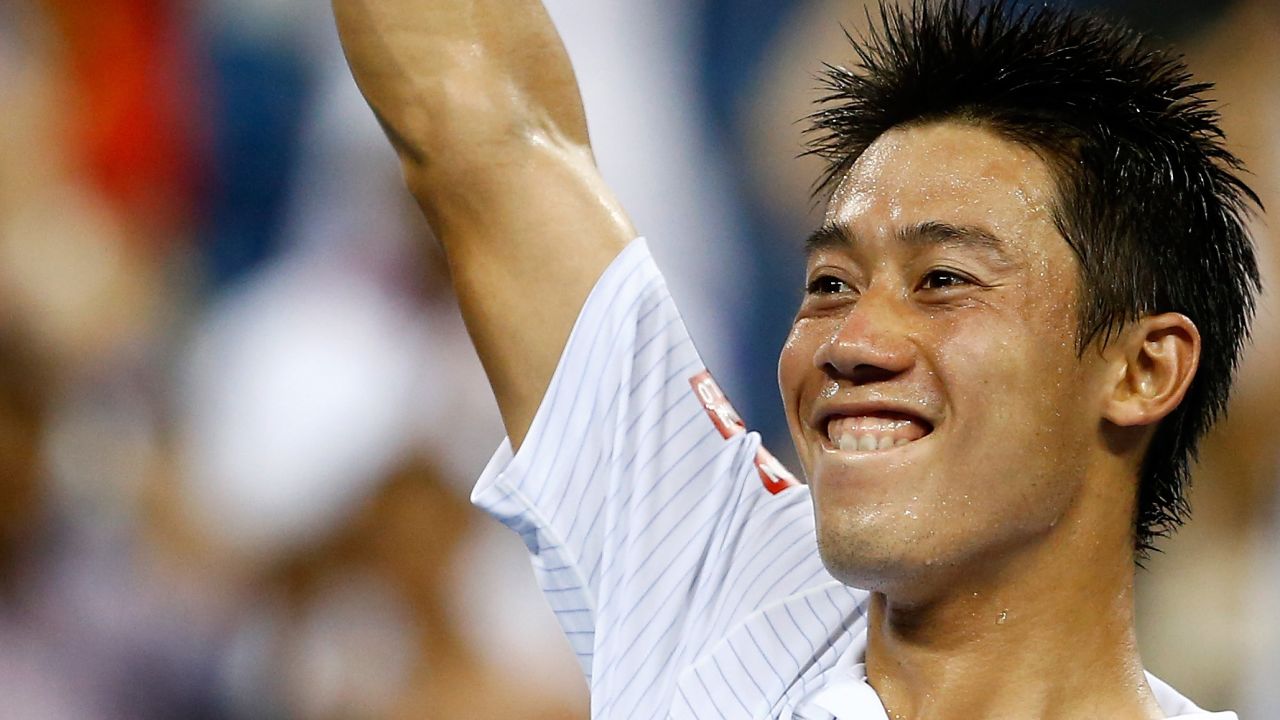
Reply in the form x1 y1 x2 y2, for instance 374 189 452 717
472 238 835 713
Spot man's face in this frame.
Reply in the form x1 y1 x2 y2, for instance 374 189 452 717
778 121 1113 595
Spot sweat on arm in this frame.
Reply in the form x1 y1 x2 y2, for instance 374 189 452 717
333 0 636 447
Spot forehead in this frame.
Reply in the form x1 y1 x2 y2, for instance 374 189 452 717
825 121 1061 252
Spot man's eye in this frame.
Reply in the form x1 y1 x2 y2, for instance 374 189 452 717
919 269 972 290
806 276 852 295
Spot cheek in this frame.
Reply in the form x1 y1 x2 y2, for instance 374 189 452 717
778 320 828 460
919 327 1090 543
778 326 808 415
934 309 1092 465
778 320 822 397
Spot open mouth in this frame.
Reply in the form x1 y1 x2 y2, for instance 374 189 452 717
825 412 934 452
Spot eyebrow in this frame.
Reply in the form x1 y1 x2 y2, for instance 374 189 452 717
804 220 1017 266
804 222 855 255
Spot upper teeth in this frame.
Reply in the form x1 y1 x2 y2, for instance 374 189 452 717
837 433 911 452
827 414 929 452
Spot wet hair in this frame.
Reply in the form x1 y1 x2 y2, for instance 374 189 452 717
805 0 1261 555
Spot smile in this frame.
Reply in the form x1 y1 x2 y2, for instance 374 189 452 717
824 412 934 453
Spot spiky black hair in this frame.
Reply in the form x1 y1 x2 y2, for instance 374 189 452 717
805 0 1261 556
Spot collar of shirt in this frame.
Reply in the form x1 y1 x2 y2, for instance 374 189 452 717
795 664 887 719
797 663 1238 720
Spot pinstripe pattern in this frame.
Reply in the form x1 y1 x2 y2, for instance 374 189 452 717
474 239 870 718
473 238 1234 719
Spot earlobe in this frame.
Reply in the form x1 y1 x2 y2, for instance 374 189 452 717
1102 314 1200 428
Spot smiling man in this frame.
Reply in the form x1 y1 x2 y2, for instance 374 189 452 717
787 122 1123 594
333 1 1258 718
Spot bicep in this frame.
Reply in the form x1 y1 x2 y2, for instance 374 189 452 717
413 134 634 448
336 0 633 447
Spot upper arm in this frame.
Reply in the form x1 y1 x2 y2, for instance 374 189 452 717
334 0 635 446
421 132 634 449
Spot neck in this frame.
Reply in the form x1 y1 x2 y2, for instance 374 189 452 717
865 514 1163 720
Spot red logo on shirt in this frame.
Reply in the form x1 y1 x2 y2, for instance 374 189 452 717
689 370 799 495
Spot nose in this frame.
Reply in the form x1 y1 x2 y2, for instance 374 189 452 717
813 289 916 384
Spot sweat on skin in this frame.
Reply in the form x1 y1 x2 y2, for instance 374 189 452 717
778 120 1198 719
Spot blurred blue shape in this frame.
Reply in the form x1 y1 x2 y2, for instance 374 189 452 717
199 31 313 291
694 0 810 454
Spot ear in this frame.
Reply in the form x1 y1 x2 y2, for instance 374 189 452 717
1102 313 1200 427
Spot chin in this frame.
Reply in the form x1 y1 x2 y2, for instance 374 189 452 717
817 517 928 591
813 506 991 603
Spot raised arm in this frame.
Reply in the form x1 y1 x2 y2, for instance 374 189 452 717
333 0 635 447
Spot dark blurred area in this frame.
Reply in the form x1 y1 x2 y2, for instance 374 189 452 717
0 0 1274 717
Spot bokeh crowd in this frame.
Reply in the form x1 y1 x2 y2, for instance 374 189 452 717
0 0 1275 717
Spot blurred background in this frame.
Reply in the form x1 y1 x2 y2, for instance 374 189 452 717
0 0 1274 717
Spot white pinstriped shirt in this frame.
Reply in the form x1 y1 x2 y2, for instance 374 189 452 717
473 238 1235 719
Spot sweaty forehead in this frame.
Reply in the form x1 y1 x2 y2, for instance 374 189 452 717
825 121 1058 242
